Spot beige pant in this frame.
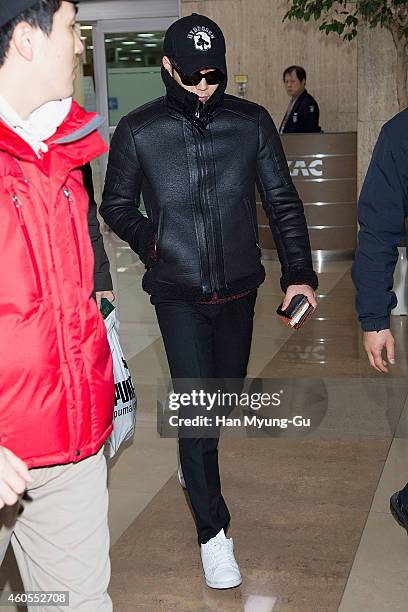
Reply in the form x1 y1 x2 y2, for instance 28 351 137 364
0 449 112 612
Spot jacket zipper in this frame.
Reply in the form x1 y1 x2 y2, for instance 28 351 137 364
61 188 85 454
185 110 211 295
196 120 227 294
45 223 57 273
11 195 43 298
196 135 217 294
58 189 80 456
195 101 225 293
12 176 78 458
62 187 84 455
63 187 83 287
195 102 217 293
194 104 213 294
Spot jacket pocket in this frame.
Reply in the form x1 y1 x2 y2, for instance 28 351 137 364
63 187 83 287
11 194 43 299
156 209 165 260
243 197 259 244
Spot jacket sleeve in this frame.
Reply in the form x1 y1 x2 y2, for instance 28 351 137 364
82 164 113 293
100 116 156 267
256 106 318 292
351 127 406 331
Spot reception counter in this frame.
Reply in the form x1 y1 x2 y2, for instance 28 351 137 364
257 132 357 261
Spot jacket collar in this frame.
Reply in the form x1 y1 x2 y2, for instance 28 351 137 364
161 66 227 133
0 101 107 167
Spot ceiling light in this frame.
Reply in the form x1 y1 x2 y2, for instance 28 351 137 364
105 38 112 43
138 33 155 38
130 50 142 53
122 41 137 45
144 43 158 47
80 25 93 30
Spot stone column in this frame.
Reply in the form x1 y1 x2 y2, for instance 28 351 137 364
357 24 399 190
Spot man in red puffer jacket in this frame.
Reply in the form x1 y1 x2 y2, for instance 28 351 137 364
0 2 115 609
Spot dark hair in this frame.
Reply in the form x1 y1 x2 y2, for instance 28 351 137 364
0 0 63 68
283 65 307 82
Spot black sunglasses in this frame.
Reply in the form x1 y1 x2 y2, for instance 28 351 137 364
171 62 224 86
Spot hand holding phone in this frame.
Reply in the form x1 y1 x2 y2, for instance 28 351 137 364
276 294 315 330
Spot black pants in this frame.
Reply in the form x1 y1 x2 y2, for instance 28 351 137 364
154 291 257 544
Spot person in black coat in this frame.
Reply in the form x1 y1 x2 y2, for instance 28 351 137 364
280 65 321 134
351 108 408 534
100 13 317 591
82 163 114 305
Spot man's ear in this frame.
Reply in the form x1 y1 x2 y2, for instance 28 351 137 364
11 21 36 62
162 55 173 75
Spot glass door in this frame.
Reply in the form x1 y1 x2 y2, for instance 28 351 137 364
78 19 171 197
104 30 165 132
87 19 172 172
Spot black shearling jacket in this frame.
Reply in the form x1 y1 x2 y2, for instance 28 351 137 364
100 68 318 300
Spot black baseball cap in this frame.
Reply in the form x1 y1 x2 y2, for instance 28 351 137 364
163 13 226 75
0 0 79 29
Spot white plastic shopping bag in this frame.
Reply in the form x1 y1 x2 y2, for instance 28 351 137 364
101 298 137 458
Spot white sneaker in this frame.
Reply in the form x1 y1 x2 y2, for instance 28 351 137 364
178 465 186 489
200 528 242 589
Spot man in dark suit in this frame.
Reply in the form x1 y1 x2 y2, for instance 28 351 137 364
280 65 321 134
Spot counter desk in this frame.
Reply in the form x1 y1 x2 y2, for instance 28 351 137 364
257 132 357 262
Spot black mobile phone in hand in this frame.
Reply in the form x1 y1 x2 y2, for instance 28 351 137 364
276 294 314 330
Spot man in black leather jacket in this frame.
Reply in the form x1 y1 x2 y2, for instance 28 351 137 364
101 13 318 590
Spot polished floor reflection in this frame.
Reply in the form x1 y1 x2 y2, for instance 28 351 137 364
2 238 408 611
106 241 408 611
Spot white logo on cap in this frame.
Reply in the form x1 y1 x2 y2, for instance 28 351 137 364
187 26 214 51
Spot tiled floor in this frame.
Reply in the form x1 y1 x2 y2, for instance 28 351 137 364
2 239 408 611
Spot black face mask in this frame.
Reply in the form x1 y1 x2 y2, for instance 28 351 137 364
161 65 227 133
